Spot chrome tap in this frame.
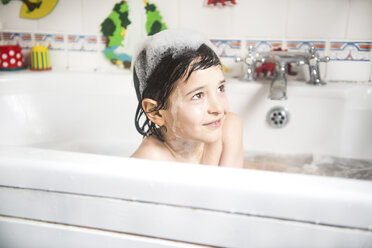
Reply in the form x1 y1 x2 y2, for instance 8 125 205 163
306 46 330 85
255 50 308 100
235 45 258 81
235 46 329 100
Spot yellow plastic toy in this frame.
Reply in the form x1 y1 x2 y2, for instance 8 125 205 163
30 46 51 71
20 0 59 19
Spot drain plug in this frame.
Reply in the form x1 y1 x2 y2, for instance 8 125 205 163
267 106 290 128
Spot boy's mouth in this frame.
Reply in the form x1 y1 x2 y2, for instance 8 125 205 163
203 118 222 128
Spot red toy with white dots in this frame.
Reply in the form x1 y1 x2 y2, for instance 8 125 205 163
0 45 27 71
207 0 236 6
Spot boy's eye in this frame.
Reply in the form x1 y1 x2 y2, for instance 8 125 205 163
191 92 203 100
218 84 225 93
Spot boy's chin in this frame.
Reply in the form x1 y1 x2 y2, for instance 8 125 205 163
200 133 222 144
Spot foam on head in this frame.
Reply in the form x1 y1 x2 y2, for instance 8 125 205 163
133 28 214 98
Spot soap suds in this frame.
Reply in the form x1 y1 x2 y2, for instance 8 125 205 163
133 28 215 98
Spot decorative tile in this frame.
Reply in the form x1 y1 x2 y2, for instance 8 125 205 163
1 32 33 49
245 40 283 52
329 42 371 61
86 35 98 52
34 33 65 51
286 41 326 52
67 35 98 52
98 36 108 52
210 39 241 58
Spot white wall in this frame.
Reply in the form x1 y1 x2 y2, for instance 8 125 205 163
0 0 371 81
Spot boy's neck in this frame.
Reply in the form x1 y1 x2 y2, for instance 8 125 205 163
163 136 204 164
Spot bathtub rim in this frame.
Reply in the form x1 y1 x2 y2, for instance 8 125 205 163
1 145 371 232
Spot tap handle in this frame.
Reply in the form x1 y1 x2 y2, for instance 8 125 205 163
235 55 255 66
247 44 254 52
235 45 257 65
235 56 244 63
235 45 257 81
308 45 329 64
320 56 330 63
307 46 328 85
309 45 316 55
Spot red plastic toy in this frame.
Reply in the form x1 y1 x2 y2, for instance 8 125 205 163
0 45 26 71
207 0 236 6
255 62 276 77
255 48 296 77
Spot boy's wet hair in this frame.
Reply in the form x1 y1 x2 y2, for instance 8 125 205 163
134 43 221 141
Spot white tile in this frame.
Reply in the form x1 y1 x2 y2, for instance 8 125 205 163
22 49 32 68
179 0 232 37
49 50 68 71
231 0 287 39
68 51 99 72
152 0 180 29
287 0 349 39
326 61 371 82
37 0 83 33
347 0 372 40
124 0 147 55
0 1 38 32
82 0 120 34
221 57 243 78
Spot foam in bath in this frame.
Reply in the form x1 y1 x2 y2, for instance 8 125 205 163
133 28 214 97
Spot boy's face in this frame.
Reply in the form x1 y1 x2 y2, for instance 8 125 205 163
160 65 230 144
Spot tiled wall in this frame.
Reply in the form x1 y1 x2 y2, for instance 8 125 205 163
1 0 371 81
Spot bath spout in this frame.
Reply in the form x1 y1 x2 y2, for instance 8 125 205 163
270 63 287 100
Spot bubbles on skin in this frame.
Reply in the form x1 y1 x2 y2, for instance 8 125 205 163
170 87 183 137
165 87 203 161
163 66 229 162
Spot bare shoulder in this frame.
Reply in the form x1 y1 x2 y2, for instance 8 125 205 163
131 136 173 161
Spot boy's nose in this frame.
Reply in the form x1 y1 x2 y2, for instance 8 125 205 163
208 96 224 115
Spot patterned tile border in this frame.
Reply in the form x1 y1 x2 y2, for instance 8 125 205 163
34 33 65 51
329 42 371 62
246 40 283 52
286 40 326 52
210 39 241 58
98 36 108 52
67 34 98 52
0 32 33 49
1 32 371 63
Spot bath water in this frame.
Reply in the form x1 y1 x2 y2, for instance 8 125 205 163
32 138 372 180
244 152 372 181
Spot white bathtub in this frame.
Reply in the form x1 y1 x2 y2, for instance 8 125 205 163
0 71 372 247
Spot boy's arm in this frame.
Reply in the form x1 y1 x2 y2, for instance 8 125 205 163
219 112 244 168
201 138 222 166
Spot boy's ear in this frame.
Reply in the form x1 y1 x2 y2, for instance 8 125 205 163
142 98 165 126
